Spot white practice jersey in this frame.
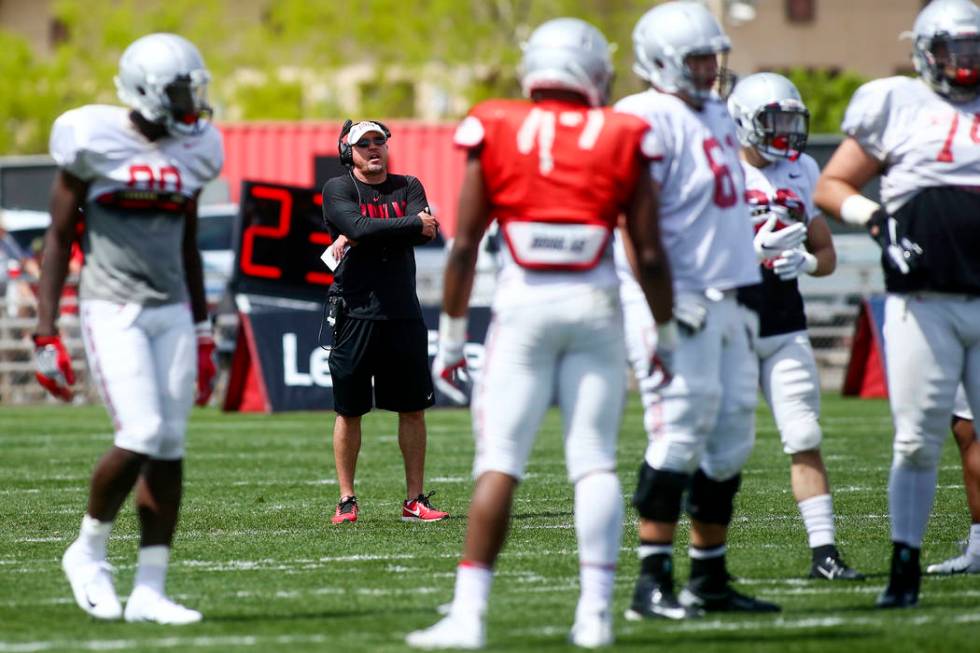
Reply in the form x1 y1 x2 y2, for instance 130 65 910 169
50 105 224 305
614 89 760 295
737 154 821 337
842 76 980 215
742 154 820 230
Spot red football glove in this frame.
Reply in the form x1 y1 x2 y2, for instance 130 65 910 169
195 322 217 407
33 334 76 401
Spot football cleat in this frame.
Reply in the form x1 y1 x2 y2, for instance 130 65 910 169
403 492 449 522
810 550 865 581
62 543 122 620
331 495 358 525
625 573 703 621
876 543 920 609
124 586 202 624
926 552 980 575
569 609 613 648
405 613 486 650
680 582 781 613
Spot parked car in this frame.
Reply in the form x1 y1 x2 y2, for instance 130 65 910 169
197 203 237 312
415 224 500 307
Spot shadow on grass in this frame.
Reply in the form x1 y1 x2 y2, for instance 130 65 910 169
511 511 574 521
203 604 435 624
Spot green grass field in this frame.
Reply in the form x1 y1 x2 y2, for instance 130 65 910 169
1 394 977 652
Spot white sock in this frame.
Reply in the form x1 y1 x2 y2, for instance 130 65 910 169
638 543 674 558
577 564 615 619
449 563 492 621
574 472 624 567
968 524 980 558
688 544 727 559
133 545 170 596
798 494 836 548
75 515 113 560
573 472 622 616
888 463 938 548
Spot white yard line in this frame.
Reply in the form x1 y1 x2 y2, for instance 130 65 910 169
0 634 334 652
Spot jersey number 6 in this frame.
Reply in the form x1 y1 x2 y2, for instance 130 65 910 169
702 137 738 208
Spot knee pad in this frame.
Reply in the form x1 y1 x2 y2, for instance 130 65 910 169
893 433 942 469
687 468 741 526
782 420 822 455
632 462 689 522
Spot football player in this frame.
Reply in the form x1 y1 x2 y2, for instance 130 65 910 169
727 72 863 581
35 33 222 623
406 17 674 650
927 385 980 574
815 0 980 608
614 1 779 620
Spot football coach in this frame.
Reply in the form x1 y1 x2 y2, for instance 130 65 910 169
321 120 449 525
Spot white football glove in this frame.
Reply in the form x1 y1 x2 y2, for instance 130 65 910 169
431 313 470 405
753 211 806 262
640 321 677 393
772 247 818 281
674 295 708 335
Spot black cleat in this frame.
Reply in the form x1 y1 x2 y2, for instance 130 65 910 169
625 574 703 621
810 549 865 581
680 583 781 613
876 543 920 609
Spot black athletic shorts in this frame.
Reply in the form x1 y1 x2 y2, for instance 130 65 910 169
328 315 435 417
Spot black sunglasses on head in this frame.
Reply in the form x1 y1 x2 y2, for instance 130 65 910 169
354 136 388 148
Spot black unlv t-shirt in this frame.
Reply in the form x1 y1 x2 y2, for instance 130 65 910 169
322 172 429 320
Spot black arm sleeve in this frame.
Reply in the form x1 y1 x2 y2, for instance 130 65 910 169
322 177 422 243
405 176 434 246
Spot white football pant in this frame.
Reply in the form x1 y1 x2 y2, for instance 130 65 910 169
954 384 974 422
80 300 196 460
623 289 758 482
884 293 980 469
471 286 626 482
755 330 823 454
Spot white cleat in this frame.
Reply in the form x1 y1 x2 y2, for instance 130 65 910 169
926 552 980 575
62 543 122 620
569 610 614 649
124 587 202 625
405 614 485 650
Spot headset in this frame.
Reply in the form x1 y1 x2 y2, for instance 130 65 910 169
337 119 392 167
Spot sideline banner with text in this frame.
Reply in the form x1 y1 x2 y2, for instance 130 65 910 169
223 294 491 413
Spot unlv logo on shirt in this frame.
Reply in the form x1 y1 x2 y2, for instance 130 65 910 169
360 199 407 219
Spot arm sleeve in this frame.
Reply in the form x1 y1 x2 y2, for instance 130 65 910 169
405 176 435 246
322 177 422 243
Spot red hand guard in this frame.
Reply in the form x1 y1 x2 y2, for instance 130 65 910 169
196 336 217 406
33 334 76 402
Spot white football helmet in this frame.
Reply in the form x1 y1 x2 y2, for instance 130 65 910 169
115 33 212 136
632 1 732 104
519 17 614 107
908 0 980 102
728 72 809 161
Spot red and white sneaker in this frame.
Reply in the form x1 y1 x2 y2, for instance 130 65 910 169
331 495 359 525
402 492 449 522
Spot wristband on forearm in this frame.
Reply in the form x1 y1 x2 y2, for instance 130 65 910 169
840 194 880 227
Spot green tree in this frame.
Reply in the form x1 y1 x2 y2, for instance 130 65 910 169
0 0 872 155
783 68 869 135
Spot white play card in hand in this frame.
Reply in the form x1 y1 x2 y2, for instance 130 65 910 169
320 245 348 271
